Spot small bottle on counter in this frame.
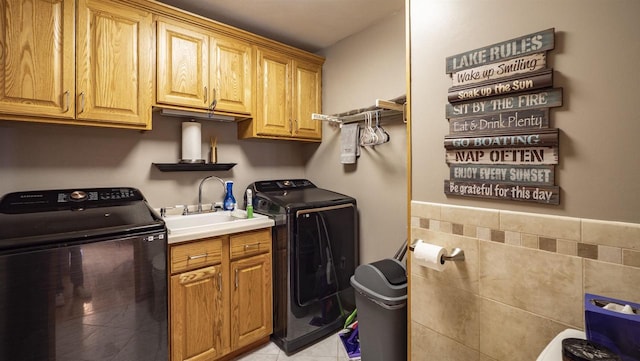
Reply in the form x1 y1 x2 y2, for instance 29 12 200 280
246 189 254 219
223 181 236 211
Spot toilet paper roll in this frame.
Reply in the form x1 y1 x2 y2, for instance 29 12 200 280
181 121 202 162
413 240 447 271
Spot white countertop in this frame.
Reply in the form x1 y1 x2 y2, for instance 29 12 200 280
165 212 274 244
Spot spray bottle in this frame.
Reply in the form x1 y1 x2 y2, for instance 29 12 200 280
245 189 254 219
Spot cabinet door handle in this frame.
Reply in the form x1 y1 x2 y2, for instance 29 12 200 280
293 119 298 134
63 91 70 112
187 253 208 260
218 271 222 292
244 242 260 251
78 92 85 114
235 269 239 289
288 119 293 135
209 88 217 111
204 86 208 103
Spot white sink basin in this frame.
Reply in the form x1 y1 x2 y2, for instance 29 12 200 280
164 211 236 230
164 211 274 243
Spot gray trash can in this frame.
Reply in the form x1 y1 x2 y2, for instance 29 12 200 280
350 258 407 361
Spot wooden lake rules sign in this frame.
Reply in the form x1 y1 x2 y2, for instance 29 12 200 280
446 88 563 119
449 108 549 135
446 28 555 74
448 69 553 103
445 147 558 165
444 180 559 204
444 129 560 184
451 53 547 87
443 28 561 205
444 129 559 150
450 164 555 186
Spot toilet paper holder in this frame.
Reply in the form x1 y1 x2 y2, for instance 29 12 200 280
409 239 465 263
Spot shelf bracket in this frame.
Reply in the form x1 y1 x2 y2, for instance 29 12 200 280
375 99 404 112
311 113 342 125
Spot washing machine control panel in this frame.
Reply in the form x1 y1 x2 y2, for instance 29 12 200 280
251 179 315 192
0 187 144 213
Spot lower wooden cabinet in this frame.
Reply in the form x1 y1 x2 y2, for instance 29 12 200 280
231 252 272 349
170 265 224 361
169 228 272 361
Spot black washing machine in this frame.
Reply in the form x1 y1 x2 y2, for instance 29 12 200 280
0 187 167 361
246 179 358 355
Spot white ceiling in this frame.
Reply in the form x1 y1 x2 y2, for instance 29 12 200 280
155 0 405 53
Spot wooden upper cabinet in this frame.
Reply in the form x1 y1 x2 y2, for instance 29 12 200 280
292 60 322 140
0 0 152 128
239 46 322 141
0 0 317 134
0 0 75 119
76 0 153 128
254 47 292 137
157 21 209 110
157 20 253 116
211 36 253 115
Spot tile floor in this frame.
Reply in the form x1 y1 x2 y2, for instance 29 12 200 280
232 332 351 361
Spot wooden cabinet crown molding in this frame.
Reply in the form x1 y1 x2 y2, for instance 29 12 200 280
113 0 325 64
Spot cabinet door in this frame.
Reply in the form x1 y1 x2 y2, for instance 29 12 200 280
157 21 209 110
292 60 322 140
211 35 253 115
230 253 272 349
0 0 75 119
171 265 223 361
255 47 292 137
76 0 152 128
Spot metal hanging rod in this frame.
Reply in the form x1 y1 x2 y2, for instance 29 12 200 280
312 95 406 126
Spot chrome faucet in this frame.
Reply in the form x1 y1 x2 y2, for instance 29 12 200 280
198 175 226 213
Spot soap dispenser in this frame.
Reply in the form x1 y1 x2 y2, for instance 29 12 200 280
223 181 236 211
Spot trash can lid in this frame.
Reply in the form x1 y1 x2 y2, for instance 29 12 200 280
351 258 407 301
562 338 621 361
370 259 406 285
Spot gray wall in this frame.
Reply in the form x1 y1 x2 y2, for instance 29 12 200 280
0 9 407 265
307 6 407 264
0 114 306 209
409 1 640 360
410 0 640 223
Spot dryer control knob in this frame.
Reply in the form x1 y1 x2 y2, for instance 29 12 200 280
70 191 87 201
